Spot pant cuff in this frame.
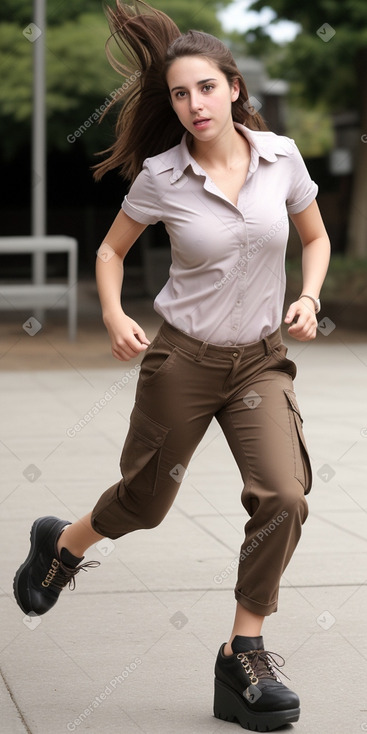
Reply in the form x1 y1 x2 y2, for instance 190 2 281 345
234 589 278 616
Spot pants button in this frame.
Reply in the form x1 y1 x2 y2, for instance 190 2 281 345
232 352 239 357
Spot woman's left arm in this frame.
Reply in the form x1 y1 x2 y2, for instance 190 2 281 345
284 199 331 341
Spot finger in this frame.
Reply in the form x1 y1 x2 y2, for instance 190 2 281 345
128 320 151 347
121 326 150 351
287 315 307 334
288 326 308 340
290 309 316 330
112 346 136 361
289 320 317 341
112 338 142 360
284 305 297 324
133 329 151 347
126 333 150 353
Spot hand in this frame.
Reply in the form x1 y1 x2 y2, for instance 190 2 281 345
284 299 318 341
104 311 151 361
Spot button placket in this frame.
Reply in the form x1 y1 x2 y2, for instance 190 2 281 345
231 274 246 333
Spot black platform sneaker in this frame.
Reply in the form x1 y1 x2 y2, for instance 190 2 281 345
214 635 300 732
13 516 100 615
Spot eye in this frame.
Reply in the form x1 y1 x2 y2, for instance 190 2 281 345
175 91 187 99
202 84 214 93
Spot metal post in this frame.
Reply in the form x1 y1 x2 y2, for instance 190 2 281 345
32 0 46 287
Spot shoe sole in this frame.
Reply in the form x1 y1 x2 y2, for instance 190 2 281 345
214 678 300 732
13 516 70 615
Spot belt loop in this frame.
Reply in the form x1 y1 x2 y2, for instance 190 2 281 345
195 341 208 362
263 336 271 356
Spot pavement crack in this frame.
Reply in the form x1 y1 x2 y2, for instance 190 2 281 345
0 667 33 733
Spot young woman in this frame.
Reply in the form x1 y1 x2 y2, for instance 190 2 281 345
13 1 330 731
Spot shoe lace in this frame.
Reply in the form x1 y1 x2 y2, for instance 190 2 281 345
237 649 290 685
45 558 100 591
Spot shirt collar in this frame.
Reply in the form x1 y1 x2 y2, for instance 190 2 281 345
162 122 293 185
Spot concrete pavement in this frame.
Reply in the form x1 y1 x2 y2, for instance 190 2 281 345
1 294 367 734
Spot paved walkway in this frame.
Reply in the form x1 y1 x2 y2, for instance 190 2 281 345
1 293 367 733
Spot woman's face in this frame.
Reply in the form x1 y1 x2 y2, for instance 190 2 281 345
166 55 239 141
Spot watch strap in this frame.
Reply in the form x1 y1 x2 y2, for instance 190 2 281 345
299 294 321 313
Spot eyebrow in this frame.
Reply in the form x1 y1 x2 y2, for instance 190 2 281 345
170 78 217 93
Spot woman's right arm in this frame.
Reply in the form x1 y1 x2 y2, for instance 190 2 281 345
96 209 150 361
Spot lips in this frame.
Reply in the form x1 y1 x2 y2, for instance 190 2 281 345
193 118 210 128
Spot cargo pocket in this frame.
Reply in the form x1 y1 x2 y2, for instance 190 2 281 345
120 403 171 495
284 388 312 494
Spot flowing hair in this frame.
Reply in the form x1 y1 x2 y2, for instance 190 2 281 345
93 0 268 182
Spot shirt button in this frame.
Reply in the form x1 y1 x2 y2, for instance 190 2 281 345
232 325 239 331
240 244 244 248
236 300 242 306
169 169 182 183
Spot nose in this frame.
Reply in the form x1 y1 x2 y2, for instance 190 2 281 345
189 91 203 113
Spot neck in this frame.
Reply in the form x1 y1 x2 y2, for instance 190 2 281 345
189 122 246 168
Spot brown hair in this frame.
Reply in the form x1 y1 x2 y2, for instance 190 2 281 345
93 0 268 182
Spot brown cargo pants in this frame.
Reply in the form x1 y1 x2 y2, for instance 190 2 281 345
91 321 311 616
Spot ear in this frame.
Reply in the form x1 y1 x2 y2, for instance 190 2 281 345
231 77 240 103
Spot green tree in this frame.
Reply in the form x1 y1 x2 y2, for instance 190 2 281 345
246 0 367 256
0 0 231 159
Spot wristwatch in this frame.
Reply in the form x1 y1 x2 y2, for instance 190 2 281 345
299 294 321 314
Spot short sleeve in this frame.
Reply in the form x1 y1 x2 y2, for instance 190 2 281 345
121 163 163 224
286 141 318 214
